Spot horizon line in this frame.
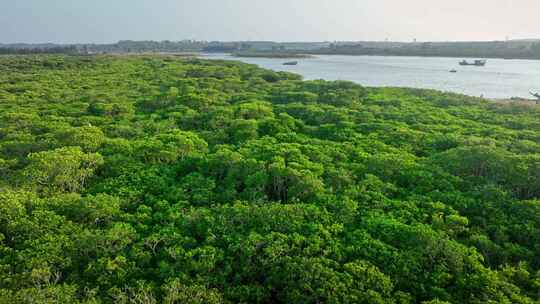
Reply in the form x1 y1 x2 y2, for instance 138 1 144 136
2 38 540 46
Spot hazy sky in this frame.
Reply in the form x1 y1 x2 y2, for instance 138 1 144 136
1 0 539 43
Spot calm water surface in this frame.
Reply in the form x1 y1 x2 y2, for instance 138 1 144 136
204 53 540 99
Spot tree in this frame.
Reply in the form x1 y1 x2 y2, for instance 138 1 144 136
55 125 105 152
23 147 104 193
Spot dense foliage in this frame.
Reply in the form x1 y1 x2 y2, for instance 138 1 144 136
0 55 539 303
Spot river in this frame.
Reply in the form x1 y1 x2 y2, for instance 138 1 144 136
203 53 540 99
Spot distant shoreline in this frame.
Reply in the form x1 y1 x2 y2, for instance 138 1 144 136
225 51 540 61
490 97 539 106
304 51 540 61
2 39 539 60
232 52 313 59
224 52 540 61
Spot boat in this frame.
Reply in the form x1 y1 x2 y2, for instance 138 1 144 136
459 59 486 66
283 61 298 66
449 69 457 73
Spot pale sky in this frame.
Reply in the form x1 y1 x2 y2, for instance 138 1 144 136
1 0 539 43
